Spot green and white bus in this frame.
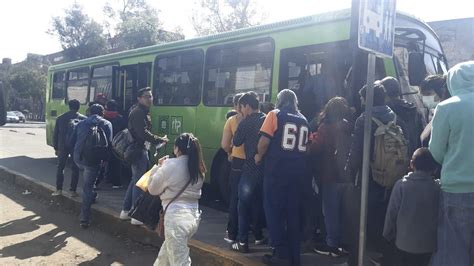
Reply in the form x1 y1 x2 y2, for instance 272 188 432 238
45 9 447 201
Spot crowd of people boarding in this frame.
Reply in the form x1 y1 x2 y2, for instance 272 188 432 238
51 61 474 266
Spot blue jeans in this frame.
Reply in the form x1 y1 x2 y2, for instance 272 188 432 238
432 191 474 266
227 158 244 240
122 150 148 211
75 161 99 224
322 182 347 248
264 159 305 265
237 173 263 244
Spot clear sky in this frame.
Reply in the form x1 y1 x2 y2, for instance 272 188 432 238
0 0 471 63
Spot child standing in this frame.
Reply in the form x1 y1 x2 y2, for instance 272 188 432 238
383 148 440 266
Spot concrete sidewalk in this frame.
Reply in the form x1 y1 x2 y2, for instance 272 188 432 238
0 125 351 265
0 156 352 266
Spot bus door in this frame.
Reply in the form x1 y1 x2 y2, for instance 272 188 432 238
114 63 151 114
279 41 353 121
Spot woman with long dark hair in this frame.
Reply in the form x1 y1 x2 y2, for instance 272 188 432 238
148 133 206 266
310 97 354 257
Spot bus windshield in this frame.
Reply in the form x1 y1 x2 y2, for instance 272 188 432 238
393 20 447 123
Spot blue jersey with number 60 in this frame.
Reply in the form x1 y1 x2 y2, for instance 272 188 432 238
260 108 309 161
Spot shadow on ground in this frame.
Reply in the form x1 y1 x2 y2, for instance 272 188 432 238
0 181 156 264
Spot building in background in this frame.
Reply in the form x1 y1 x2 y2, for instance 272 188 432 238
429 17 474 67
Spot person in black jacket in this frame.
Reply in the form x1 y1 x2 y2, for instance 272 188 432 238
380 77 424 156
52 99 86 197
120 87 168 225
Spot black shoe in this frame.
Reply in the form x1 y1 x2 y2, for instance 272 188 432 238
255 237 268 245
313 244 344 257
80 222 90 229
230 242 249 253
262 254 290 265
224 231 236 244
92 193 98 204
370 254 383 266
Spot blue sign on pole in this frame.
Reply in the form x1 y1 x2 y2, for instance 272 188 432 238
358 0 397 58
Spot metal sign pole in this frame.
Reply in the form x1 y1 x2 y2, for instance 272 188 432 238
358 52 376 266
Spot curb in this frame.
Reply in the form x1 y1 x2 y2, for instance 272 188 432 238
0 166 263 266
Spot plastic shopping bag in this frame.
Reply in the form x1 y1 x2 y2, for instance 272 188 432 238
136 165 158 192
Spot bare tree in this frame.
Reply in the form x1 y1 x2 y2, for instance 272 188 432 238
192 0 266 36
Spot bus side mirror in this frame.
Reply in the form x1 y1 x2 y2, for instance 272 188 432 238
408 52 427 86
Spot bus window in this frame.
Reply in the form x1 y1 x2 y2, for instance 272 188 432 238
424 53 437 75
279 41 352 120
91 64 115 102
153 50 203 106
66 68 89 104
204 39 274 106
52 71 65 100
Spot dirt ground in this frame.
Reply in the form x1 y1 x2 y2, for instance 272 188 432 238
0 181 157 265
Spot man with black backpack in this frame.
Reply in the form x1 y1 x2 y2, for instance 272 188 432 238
72 104 112 228
52 99 86 197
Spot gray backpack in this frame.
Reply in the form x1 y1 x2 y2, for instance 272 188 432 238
371 116 409 188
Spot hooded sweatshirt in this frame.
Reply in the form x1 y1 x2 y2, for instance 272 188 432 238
429 61 474 193
73 115 113 166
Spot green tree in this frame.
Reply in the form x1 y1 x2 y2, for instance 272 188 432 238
2 54 49 121
49 3 107 61
7 65 47 120
192 0 265 36
103 0 184 51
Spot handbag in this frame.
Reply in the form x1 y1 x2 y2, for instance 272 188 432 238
129 192 162 230
112 129 141 164
157 180 191 238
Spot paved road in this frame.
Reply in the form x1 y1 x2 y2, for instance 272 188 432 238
0 122 51 159
0 179 157 265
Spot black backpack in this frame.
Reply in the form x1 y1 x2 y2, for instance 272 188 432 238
64 118 81 151
81 123 109 166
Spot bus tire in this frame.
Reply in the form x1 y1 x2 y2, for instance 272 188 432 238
210 149 231 206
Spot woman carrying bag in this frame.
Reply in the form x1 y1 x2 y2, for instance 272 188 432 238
148 133 206 266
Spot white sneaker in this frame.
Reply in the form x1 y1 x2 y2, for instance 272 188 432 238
119 210 130 220
51 190 62 196
131 219 144 226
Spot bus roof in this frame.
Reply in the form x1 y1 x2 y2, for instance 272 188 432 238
49 8 438 72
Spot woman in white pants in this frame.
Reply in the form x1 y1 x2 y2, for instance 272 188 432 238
148 133 206 266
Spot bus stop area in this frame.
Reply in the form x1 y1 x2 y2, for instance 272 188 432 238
0 122 359 266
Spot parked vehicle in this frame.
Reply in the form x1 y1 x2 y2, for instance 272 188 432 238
13 111 26 122
6 111 20 123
